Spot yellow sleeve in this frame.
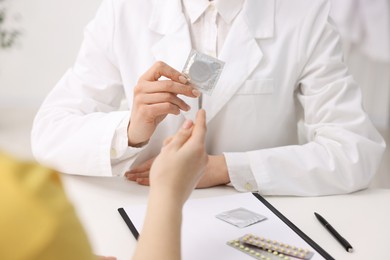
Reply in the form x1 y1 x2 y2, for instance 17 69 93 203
0 153 96 260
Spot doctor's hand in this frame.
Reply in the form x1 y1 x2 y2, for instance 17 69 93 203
127 61 201 147
149 109 208 205
125 154 230 189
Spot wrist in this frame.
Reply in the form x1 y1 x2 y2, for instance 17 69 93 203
128 139 148 148
127 121 149 147
210 155 230 185
149 187 186 208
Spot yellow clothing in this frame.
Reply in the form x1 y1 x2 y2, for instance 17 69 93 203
0 153 95 260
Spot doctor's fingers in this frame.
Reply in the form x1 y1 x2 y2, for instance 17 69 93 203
139 102 189 120
125 171 150 182
140 61 187 83
126 158 155 175
136 177 150 186
136 92 191 112
136 80 200 98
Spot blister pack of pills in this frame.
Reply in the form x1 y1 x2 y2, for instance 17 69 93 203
182 49 225 95
216 207 267 228
227 234 315 260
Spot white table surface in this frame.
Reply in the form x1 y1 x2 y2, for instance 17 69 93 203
61 174 390 260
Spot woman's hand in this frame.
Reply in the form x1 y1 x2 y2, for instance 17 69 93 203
149 109 208 205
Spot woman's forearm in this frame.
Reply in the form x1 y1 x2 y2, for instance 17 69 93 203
132 191 183 260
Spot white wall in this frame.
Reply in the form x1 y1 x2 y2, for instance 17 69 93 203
0 0 101 108
329 0 390 128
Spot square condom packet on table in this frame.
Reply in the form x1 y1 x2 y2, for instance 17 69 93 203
182 49 225 95
216 207 267 228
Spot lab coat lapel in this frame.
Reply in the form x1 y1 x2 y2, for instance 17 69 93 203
204 0 275 123
149 0 198 121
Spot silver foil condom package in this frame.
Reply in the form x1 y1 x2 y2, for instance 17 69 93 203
216 207 267 228
182 49 225 95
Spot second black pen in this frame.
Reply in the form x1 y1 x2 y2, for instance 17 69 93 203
314 212 354 253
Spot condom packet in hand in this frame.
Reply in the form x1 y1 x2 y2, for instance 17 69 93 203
216 207 267 228
182 49 225 95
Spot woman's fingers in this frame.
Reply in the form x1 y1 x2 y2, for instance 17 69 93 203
164 110 206 150
166 119 194 149
190 109 207 144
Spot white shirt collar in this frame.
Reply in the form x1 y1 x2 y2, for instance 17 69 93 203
182 0 244 24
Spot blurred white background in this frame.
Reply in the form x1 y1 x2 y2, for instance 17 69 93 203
0 0 100 107
0 0 389 188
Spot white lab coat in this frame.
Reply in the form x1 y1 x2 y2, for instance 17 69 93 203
31 0 385 196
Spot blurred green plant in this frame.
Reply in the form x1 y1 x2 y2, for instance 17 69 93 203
0 0 21 49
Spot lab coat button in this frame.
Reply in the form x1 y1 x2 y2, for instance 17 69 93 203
110 148 117 157
244 183 253 191
206 51 216 57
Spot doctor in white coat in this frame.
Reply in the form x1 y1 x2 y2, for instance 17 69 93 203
31 0 385 196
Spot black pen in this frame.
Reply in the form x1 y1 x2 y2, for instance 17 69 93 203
314 212 353 253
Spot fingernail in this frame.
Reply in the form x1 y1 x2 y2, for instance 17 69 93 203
179 75 188 84
192 89 201 97
182 119 193 129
